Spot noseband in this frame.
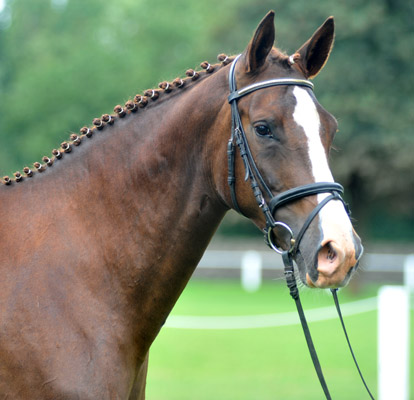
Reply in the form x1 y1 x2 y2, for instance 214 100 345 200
227 55 374 400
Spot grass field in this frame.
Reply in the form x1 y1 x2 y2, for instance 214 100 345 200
146 279 414 399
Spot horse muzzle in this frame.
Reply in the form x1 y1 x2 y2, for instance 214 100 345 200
306 232 364 288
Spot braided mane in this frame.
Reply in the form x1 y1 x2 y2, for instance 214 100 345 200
1 54 236 186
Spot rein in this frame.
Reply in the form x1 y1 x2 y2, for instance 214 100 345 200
227 55 375 399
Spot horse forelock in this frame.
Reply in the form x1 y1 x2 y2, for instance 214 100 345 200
1 54 237 187
268 48 292 67
266 48 309 77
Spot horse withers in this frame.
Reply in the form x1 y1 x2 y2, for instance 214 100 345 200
0 11 362 399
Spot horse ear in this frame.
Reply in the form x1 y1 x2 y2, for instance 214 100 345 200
244 11 275 73
294 17 335 79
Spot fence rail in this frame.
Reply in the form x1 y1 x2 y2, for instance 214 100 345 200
195 249 411 283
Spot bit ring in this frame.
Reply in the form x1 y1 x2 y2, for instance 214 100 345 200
267 222 295 254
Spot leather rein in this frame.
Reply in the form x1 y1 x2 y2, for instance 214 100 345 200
227 55 375 399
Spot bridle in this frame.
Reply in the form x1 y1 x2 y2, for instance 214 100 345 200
227 54 375 399
227 54 347 256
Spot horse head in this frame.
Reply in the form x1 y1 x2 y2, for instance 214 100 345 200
219 12 363 289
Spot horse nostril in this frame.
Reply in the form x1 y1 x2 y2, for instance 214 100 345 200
320 241 337 263
316 240 346 280
315 239 359 287
326 242 337 261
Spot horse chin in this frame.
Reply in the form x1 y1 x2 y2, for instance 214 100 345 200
305 272 349 289
295 251 358 289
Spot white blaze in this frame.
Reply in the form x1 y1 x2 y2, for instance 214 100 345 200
292 87 353 237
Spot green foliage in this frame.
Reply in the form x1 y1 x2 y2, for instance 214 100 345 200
0 0 412 241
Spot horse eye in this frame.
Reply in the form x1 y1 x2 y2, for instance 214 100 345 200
254 125 271 137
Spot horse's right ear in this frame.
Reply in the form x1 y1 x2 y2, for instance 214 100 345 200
243 11 275 73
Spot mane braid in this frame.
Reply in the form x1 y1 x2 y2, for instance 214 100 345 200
2 54 236 186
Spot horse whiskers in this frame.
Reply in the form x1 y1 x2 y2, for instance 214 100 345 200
2 54 235 185
296 272 306 290
271 275 286 283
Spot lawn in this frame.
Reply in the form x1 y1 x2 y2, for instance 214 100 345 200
146 280 413 399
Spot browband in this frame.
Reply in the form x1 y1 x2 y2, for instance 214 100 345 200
228 78 314 103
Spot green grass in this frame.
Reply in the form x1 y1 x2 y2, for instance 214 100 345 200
146 280 414 399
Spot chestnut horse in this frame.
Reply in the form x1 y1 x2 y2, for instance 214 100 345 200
0 12 362 399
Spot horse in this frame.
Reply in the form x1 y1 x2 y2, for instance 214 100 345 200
0 11 362 399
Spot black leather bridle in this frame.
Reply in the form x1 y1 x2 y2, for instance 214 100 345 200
227 55 374 399
227 54 347 256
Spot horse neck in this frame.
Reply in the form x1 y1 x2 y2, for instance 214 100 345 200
104 70 230 249
42 67 229 332
86 69 231 347
0 66 232 353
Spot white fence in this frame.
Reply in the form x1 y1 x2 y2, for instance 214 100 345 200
196 249 410 283
197 249 409 271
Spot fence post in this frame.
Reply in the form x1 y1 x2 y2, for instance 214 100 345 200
378 285 410 400
241 251 262 292
404 254 414 291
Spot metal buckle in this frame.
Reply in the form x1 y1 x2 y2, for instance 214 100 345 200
267 222 295 254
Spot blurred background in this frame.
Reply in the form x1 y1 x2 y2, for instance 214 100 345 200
0 0 413 245
0 0 413 398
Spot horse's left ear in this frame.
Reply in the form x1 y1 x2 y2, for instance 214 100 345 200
244 11 275 73
294 17 335 79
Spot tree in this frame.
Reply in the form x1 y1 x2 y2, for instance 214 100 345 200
0 0 412 241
